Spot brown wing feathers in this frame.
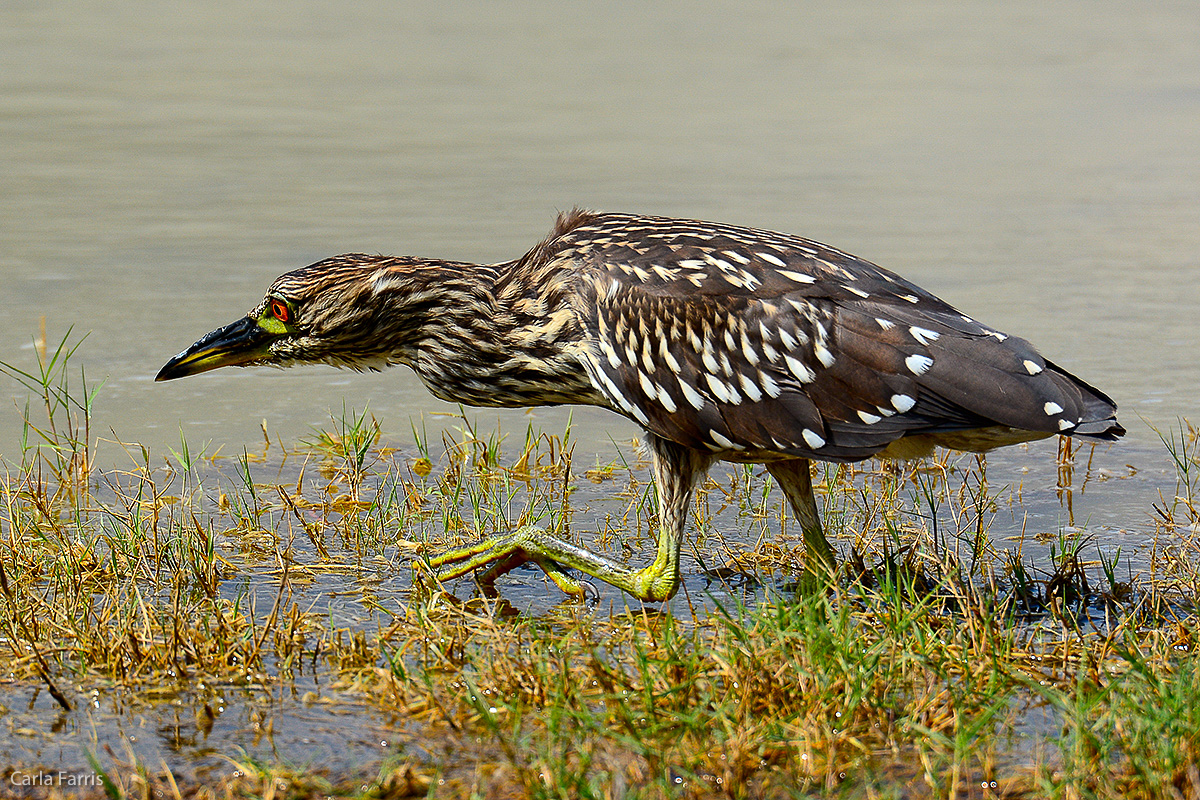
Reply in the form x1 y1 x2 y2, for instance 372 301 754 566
562 213 1123 460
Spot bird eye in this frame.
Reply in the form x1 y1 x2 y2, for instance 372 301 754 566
269 300 291 323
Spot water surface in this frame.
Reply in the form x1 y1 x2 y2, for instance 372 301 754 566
2 1 1196 461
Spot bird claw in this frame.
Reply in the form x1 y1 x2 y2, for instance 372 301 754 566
575 579 601 607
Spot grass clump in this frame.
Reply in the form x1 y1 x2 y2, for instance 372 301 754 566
345 579 1198 799
0 334 316 702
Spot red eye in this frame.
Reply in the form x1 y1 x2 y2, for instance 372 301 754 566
270 300 290 323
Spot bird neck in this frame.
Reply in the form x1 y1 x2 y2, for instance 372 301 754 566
400 258 602 409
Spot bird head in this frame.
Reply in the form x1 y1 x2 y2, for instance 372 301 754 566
156 255 436 381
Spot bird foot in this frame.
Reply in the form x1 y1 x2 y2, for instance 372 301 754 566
423 525 673 601
424 526 595 598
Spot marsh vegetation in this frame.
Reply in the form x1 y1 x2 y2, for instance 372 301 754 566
0 335 1196 799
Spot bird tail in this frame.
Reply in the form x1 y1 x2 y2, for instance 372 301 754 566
1047 361 1125 441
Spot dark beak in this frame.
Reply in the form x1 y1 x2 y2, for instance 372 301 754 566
156 316 278 381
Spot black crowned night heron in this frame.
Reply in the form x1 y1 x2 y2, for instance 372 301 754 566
157 210 1123 601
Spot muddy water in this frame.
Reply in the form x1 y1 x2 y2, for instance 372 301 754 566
1 0 1198 783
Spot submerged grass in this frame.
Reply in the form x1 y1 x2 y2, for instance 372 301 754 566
0 334 1197 799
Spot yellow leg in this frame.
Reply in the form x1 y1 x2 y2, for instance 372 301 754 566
424 435 715 602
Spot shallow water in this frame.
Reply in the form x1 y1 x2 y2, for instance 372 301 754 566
1 0 1198 786
0 430 1172 783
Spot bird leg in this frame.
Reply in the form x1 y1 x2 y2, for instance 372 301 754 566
765 458 838 581
425 435 714 602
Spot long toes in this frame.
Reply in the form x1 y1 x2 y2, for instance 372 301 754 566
422 527 564 592
433 556 489 582
426 531 530 580
427 540 491 569
477 551 533 586
427 550 460 568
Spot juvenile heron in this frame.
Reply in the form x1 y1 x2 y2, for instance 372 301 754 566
157 210 1123 601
